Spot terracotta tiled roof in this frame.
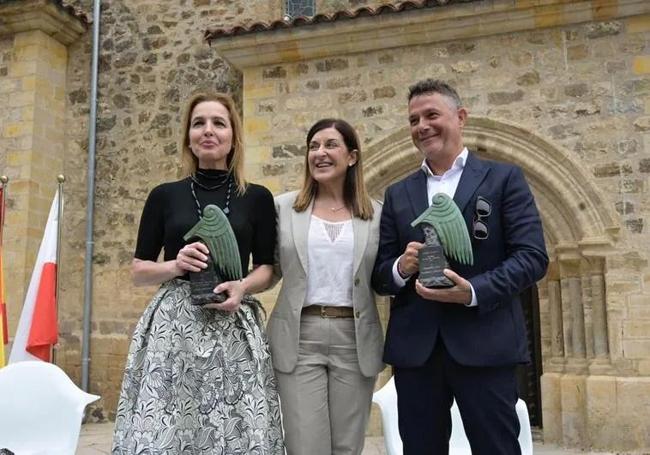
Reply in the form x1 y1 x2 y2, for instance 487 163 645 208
205 0 478 42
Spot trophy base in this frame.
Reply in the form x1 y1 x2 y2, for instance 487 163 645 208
188 267 226 306
418 244 454 289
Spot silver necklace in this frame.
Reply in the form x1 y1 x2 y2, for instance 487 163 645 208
190 174 232 219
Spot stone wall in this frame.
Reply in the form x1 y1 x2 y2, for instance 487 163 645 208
231 5 650 449
0 15 78 353
55 0 295 418
55 0 392 417
1 0 648 449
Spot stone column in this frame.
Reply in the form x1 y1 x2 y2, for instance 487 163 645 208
569 276 587 358
0 1 86 338
548 279 564 358
590 273 608 358
545 261 565 369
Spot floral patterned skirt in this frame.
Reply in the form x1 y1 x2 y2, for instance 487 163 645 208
112 279 284 454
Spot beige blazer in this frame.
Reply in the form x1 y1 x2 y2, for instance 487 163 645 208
267 191 385 377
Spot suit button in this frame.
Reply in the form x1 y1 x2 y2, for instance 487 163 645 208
354 278 360 286
355 310 360 318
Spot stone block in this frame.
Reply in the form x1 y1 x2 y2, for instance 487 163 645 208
586 22 622 39
623 319 650 338
592 162 633 177
516 71 540 86
2 122 30 138
338 90 367 104
245 117 270 135
262 66 287 79
488 90 523 105
613 377 650 449
8 61 37 78
541 373 562 443
325 75 360 90
614 201 634 215
315 58 349 72
564 83 589 98
451 61 479 74
622 340 650 359
640 158 650 172
285 96 307 110
567 44 588 61
635 116 650 131
271 144 304 158
9 91 35 108
243 83 276 99
626 15 650 34
633 56 650 75
637 359 650 375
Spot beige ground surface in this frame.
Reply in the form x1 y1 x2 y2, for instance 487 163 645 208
78 422 622 454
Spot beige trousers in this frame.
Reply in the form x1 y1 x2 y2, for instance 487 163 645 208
275 313 377 455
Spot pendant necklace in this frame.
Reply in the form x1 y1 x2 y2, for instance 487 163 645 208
190 173 233 219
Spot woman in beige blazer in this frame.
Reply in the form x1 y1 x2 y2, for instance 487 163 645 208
268 118 384 455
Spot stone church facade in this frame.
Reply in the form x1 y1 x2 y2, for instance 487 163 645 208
1 0 649 451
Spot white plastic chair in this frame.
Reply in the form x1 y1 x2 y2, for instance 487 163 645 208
372 376 533 455
372 376 403 455
0 361 100 455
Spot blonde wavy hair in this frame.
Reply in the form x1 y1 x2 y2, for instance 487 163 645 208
179 91 246 193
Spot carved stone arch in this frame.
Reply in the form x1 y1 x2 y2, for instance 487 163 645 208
364 117 621 375
365 117 619 247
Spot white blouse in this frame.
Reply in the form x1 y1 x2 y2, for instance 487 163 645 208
305 215 354 307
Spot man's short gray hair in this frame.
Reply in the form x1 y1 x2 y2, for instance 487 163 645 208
408 79 462 109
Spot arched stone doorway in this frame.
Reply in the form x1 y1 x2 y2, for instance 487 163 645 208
363 117 621 438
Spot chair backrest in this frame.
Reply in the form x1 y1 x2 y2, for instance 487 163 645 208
372 376 533 455
371 376 403 455
0 361 100 454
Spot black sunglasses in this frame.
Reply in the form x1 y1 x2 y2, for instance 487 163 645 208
473 196 491 240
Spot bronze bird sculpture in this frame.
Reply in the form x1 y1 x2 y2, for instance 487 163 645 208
410 193 473 287
183 204 242 304
411 193 474 265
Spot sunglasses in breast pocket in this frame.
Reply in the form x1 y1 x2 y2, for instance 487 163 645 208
472 196 491 240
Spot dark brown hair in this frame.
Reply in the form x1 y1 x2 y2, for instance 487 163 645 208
293 118 374 220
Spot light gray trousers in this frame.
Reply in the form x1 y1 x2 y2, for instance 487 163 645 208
275 313 376 455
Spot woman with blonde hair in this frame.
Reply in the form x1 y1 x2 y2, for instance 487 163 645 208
269 118 384 455
112 92 284 454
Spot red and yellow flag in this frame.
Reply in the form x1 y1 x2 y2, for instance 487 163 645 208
0 186 8 366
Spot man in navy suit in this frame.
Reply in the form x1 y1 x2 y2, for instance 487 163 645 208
372 79 548 455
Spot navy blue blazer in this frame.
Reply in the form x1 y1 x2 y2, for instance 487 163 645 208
372 152 548 368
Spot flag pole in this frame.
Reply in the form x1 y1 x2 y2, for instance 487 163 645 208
0 175 7 229
52 175 65 364
0 175 8 367
0 175 7 225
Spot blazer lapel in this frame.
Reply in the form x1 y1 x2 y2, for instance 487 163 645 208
352 216 369 277
454 152 489 214
291 199 313 274
405 169 429 220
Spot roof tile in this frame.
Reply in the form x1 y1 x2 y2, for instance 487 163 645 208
205 0 477 42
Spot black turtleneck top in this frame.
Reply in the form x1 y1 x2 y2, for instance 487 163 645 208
134 169 277 276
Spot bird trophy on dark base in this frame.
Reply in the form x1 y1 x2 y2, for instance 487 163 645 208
411 193 474 288
183 204 242 305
